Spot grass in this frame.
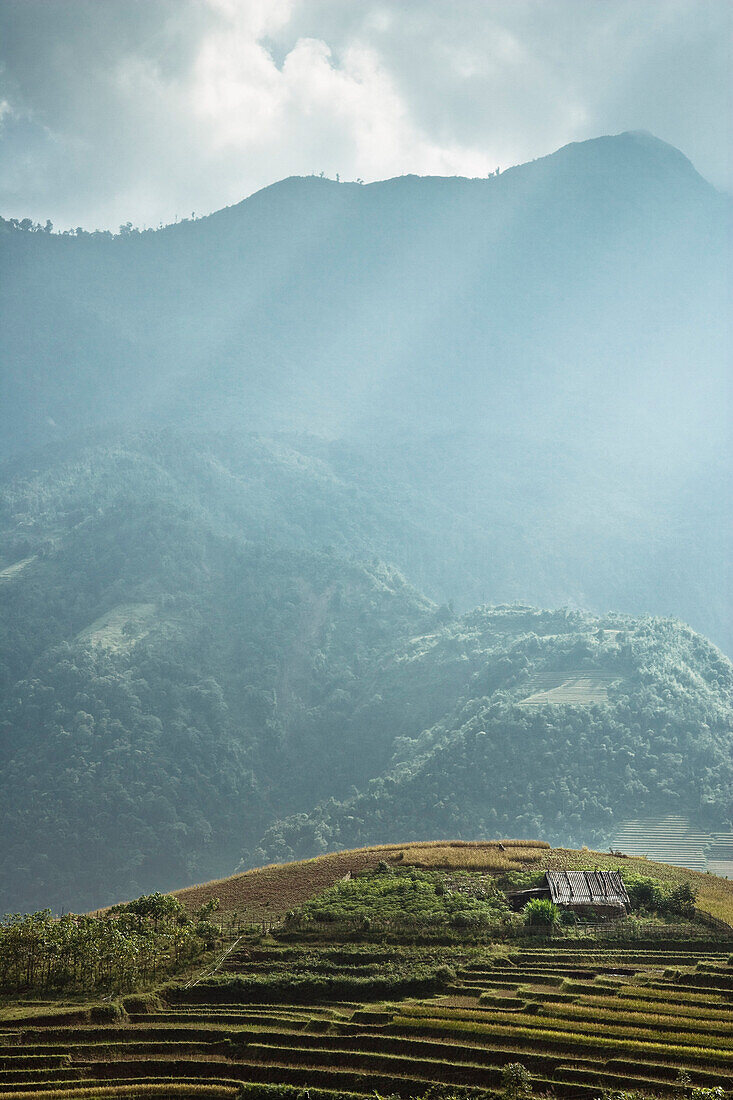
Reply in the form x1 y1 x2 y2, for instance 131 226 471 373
169 840 733 928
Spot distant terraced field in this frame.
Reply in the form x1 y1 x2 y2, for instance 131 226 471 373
76 603 158 651
0 555 36 580
612 816 733 878
519 670 620 706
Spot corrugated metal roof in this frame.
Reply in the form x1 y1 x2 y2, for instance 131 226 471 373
545 870 630 907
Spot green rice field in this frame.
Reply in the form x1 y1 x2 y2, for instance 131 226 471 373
1 940 732 1099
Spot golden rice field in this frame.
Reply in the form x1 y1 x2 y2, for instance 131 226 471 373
1 942 732 1098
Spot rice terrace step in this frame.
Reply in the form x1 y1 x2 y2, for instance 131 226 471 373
3 942 732 1097
2 840 733 1098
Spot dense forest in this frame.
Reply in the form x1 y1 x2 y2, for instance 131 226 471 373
1 430 731 915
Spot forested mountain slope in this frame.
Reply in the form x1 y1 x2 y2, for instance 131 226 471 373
252 612 733 868
1 433 731 915
1 131 730 648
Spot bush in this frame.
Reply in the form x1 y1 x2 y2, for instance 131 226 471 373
523 898 560 928
121 993 163 1013
297 866 510 929
625 874 697 916
194 918 220 947
434 964 457 985
89 1002 124 1022
502 1062 532 1100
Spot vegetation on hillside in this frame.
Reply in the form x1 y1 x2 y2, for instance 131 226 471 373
293 864 510 931
248 610 733 868
0 431 731 913
2 460 732 919
172 842 733 930
0 893 226 994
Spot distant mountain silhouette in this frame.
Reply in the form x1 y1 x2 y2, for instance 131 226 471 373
2 131 728 647
1 131 727 446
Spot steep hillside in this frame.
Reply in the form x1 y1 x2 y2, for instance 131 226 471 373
1 132 730 648
248 611 733 868
1 432 731 916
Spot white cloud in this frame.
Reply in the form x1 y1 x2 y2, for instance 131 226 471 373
0 0 729 229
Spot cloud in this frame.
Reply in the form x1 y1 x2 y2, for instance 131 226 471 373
0 0 729 229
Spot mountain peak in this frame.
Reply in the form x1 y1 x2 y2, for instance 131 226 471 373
537 130 709 191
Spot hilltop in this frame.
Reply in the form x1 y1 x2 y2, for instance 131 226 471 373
171 839 733 929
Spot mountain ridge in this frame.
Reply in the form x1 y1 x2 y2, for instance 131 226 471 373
170 129 721 229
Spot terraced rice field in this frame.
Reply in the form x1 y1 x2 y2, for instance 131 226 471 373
612 815 733 877
75 603 158 652
519 670 620 706
0 555 36 580
2 942 732 1099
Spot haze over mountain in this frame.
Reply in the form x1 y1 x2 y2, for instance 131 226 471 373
2 131 729 647
0 132 731 914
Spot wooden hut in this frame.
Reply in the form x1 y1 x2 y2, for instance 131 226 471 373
507 870 630 916
545 870 630 915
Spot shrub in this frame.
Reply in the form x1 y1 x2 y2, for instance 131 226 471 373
502 1062 532 1100
668 882 697 916
522 898 560 928
625 874 697 916
121 992 163 1013
195 918 220 947
296 866 509 929
89 1002 124 1022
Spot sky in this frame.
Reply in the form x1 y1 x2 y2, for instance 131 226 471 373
0 0 730 231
